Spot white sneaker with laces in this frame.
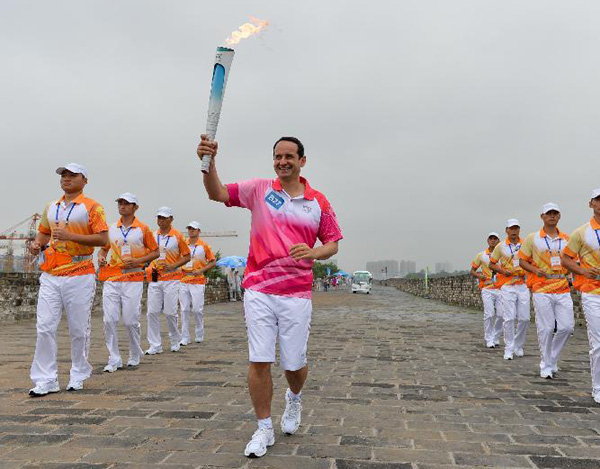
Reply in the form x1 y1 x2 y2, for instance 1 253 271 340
145 346 163 355
281 389 303 435
29 381 60 397
171 343 181 352
515 348 524 357
66 380 83 392
503 351 514 360
103 358 123 373
127 356 141 367
540 370 554 379
244 427 274 457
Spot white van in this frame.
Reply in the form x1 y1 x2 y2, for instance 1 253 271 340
352 271 373 294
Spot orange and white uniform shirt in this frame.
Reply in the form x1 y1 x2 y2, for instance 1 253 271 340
563 218 600 295
518 229 570 294
38 194 108 276
471 249 498 290
490 238 526 287
100 218 158 282
145 228 190 282
180 238 216 285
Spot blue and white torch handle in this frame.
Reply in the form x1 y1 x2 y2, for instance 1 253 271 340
201 47 235 174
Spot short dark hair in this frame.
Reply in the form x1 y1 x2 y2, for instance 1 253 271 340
273 136 305 159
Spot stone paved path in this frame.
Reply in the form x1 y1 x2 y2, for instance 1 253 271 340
1 285 600 468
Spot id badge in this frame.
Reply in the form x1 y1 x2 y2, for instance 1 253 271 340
551 256 561 269
512 258 520 268
121 244 132 258
159 246 167 260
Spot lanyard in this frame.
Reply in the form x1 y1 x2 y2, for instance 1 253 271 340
157 234 170 248
55 202 76 225
595 230 600 250
190 244 197 258
544 236 562 255
120 226 133 243
508 243 520 258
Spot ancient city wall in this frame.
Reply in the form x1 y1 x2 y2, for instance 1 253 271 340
0 272 229 323
383 274 586 326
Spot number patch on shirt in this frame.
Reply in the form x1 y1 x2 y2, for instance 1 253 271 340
265 191 285 210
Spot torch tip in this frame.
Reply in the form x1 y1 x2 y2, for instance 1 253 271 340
217 46 235 52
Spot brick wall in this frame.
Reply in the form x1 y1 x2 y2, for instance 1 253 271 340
383 275 586 326
0 272 229 323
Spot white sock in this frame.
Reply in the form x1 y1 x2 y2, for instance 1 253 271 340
258 417 273 430
288 388 302 400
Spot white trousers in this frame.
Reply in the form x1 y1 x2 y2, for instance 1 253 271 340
582 293 600 394
103 281 144 365
147 280 181 348
179 283 206 342
533 292 574 374
30 273 96 385
481 288 504 344
501 283 530 354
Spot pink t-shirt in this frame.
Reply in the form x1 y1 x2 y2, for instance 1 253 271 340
225 177 343 299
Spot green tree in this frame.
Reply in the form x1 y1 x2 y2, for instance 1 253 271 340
205 250 227 281
312 261 339 279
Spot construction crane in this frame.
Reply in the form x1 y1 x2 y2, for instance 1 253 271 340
0 214 41 272
199 231 237 238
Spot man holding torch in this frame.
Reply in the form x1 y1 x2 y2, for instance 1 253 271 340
197 136 343 457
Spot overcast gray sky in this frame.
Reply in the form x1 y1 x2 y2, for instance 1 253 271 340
1 0 599 273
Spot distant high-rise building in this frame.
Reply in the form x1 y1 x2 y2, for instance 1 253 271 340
366 260 399 280
399 260 417 276
434 262 452 274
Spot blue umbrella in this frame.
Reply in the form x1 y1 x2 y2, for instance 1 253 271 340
216 255 247 268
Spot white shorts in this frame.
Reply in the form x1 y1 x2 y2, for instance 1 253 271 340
243 288 312 371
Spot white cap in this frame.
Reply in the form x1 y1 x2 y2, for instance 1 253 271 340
488 232 500 239
156 206 173 217
55 163 88 178
506 218 520 228
591 188 600 200
542 202 561 214
116 192 138 204
186 221 201 230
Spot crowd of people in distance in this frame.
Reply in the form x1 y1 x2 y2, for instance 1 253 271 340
470 190 600 404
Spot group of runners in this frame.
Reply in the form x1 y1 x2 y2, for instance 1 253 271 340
471 191 600 404
28 165 217 397
26 135 343 458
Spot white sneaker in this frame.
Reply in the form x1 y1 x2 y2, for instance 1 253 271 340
504 351 514 360
29 381 60 397
103 359 123 373
244 427 275 458
171 343 181 352
145 346 163 355
195 337 204 343
593 391 600 404
66 380 83 392
281 389 303 435
540 370 554 379
127 356 141 367
485 342 495 348
515 349 524 357
180 339 189 346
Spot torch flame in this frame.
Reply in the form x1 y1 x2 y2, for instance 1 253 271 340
225 16 269 46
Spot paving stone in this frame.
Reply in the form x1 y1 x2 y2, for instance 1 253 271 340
335 461 412 469
531 456 600 468
453 453 532 467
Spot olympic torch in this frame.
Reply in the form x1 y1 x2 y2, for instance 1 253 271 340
200 46 235 174
199 17 268 174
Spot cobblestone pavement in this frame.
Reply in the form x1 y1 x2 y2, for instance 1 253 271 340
1 285 600 468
